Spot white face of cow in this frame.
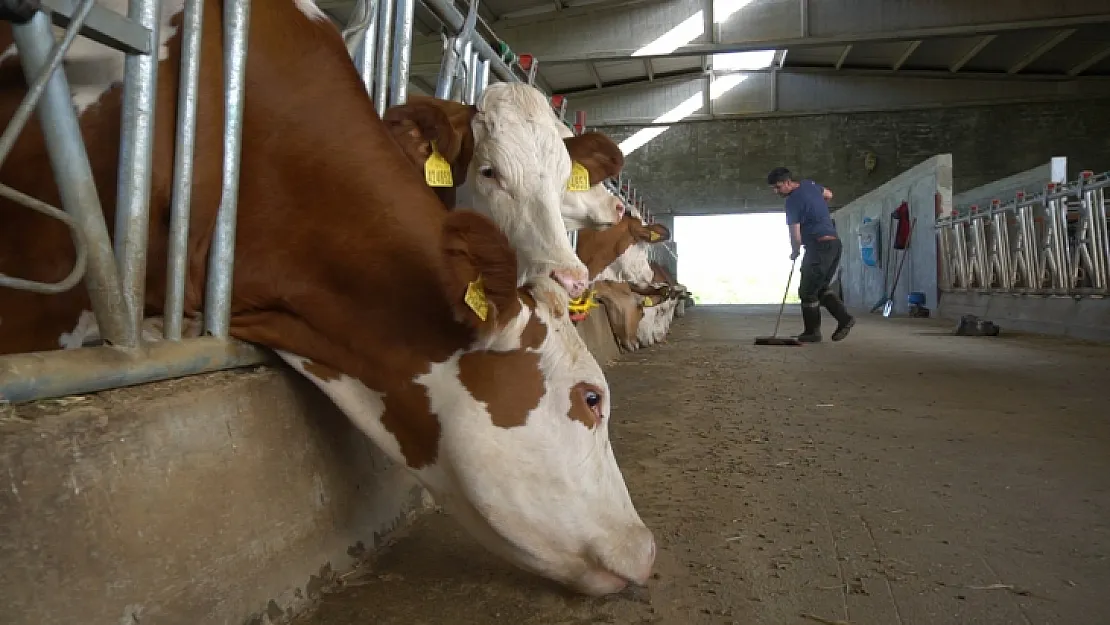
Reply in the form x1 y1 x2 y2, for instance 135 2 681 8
279 277 655 596
554 124 625 230
561 184 626 231
596 240 654 287
459 83 590 298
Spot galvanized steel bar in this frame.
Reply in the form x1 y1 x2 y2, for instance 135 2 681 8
389 0 415 106
464 48 479 103
421 0 514 84
0 183 87 294
457 39 472 102
164 0 205 341
0 0 96 168
0 337 271 404
10 8 130 346
114 0 164 348
40 0 152 55
476 55 490 98
373 0 395 115
354 0 379 92
204 0 251 338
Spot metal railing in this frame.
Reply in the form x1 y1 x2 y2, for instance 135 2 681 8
935 170 1109 297
0 0 666 404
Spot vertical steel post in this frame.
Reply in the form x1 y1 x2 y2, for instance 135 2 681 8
204 0 251 338
115 0 164 347
456 39 472 102
464 48 479 104
355 1 379 94
389 0 414 106
476 55 490 99
165 0 205 340
373 0 394 115
10 7 130 346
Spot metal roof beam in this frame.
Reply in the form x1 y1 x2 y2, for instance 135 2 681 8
1068 43 1110 76
1007 29 1077 74
950 34 996 72
892 40 922 71
536 13 1110 65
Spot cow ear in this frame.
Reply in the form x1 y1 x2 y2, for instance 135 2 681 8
440 209 522 334
644 223 671 243
383 96 476 185
563 131 624 185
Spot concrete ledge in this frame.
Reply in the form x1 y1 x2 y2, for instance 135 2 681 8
938 291 1110 343
0 367 427 625
576 307 622 365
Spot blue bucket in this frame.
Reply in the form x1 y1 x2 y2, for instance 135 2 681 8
907 291 926 306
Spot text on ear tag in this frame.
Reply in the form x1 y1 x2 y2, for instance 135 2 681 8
649 231 662 242
566 161 591 192
464 275 490 321
425 141 454 187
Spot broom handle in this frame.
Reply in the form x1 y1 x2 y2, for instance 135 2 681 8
773 257 797 337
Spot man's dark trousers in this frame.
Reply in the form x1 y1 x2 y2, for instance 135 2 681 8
797 237 853 341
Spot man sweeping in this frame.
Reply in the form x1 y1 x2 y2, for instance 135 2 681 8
767 167 855 343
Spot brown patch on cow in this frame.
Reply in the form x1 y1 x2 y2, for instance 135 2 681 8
563 132 624 185
302 358 342 382
575 215 653 279
442 211 522 333
383 95 477 206
520 311 548 350
380 380 442 469
458 349 545 429
568 382 602 429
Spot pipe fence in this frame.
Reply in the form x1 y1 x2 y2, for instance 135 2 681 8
0 0 668 404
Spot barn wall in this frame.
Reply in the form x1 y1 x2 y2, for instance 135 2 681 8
833 155 951 315
0 315 630 625
596 99 1110 216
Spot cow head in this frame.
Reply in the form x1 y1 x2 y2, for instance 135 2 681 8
383 86 627 298
578 215 671 287
434 210 656 595
282 210 654 596
557 124 626 230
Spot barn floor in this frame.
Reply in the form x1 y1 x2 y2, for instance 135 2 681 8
291 305 1110 625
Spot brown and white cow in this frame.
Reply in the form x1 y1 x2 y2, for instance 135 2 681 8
576 214 671 284
0 0 653 596
383 93 626 240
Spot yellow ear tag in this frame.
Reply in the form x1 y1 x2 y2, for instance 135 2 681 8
464 276 490 321
425 141 454 188
566 161 591 192
649 231 662 242
643 296 654 307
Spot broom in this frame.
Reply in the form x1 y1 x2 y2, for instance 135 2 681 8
754 258 803 346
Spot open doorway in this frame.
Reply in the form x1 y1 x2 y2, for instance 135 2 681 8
674 213 802 305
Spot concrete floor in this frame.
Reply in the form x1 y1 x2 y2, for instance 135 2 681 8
292 306 1110 625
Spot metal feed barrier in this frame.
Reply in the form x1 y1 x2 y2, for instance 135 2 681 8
935 170 1110 297
0 0 665 404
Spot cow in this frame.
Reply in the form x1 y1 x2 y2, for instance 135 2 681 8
591 280 642 352
382 93 626 236
575 214 670 284
0 0 654 596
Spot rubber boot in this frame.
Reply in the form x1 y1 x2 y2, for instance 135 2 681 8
820 292 855 341
797 304 822 343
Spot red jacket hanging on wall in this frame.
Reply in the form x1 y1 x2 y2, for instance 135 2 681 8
892 201 912 249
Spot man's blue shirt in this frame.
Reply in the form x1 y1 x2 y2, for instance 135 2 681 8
784 179 837 248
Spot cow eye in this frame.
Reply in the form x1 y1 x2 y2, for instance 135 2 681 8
479 165 496 179
584 390 601 408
